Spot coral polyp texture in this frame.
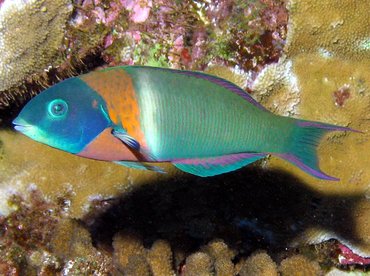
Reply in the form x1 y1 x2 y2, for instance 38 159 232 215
0 0 370 274
285 0 370 61
0 0 72 92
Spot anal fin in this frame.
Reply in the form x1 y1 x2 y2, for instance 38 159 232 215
173 153 265 177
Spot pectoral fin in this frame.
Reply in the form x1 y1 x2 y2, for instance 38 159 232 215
173 153 265 177
112 129 140 150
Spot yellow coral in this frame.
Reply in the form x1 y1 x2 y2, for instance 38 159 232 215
50 219 95 259
202 239 236 276
49 218 112 274
279 255 322 276
124 255 151 276
0 0 72 92
184 252 214 276
112 231 145 271
239 252 278 276
286 0 370 61
147 240 175 276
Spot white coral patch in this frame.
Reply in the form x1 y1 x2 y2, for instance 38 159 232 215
251 59 301 116
318 48 333 59
0 167 34 216
358 37 370 51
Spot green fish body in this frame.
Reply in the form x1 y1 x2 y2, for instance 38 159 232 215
13 66 355 179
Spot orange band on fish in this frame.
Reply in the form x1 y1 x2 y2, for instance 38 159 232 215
80 68 147 149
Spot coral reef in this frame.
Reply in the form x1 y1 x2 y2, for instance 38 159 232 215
279 255 322 276
0 0 72 92
112 230 146 271
0 0 369 274
252 0 370 196
239 251 278 276
101 0 287 72
1 185 369 273
0 0 74 120
201 239 236 275
285 0 370 61
183 252 213 276
250 0 370 259
0 191 62 274
147 240 176 276
0 130 173 217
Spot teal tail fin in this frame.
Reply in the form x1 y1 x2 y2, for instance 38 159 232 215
275 120 359 181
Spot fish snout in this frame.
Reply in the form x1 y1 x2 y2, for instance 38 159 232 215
13 117 34 133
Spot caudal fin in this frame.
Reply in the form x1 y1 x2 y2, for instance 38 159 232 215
275 120 359 181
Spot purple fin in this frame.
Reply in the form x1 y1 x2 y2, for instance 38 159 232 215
176 70 267 111
275 154 339 181
277 119 362 181
297 121 362 133
173 153 266 177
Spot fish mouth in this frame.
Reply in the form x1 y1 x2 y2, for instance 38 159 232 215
14 124 34 133
12 117 34 133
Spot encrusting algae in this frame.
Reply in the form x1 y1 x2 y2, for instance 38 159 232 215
0 0 370 274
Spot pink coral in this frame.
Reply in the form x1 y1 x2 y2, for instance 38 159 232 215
121 0 152 23
333 85 351 107
338 243 370 266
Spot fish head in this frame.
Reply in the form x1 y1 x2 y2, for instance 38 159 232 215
13 77 111 154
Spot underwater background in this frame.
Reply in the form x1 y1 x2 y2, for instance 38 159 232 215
0 0 369 274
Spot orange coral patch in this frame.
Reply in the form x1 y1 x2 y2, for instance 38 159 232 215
80 68 147 148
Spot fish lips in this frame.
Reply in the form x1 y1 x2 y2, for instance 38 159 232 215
12 117 34 134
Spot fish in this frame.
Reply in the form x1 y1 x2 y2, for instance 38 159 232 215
13 66 356 179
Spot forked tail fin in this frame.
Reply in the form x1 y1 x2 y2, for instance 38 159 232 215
275 120 360 181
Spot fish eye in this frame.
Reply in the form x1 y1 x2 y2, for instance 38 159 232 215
48 99 68 118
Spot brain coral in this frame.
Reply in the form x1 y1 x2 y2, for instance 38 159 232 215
0 0 72 92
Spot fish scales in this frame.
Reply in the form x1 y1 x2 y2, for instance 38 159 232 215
125 67 288 160
13 66 357 179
